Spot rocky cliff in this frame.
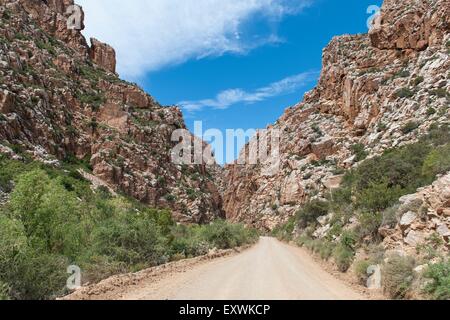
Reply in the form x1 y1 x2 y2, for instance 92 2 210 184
223 0 449 230
0 0 224 223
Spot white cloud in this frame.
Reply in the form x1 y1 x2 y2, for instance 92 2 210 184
178 71 319 112
76 0 311 78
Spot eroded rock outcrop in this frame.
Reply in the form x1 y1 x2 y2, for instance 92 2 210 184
89 38 116 74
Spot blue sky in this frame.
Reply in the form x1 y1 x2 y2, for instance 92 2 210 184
79 0 382 163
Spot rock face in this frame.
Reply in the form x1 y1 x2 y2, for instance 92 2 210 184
0 0 224 223
382 173 450 255
369 0 449 51
223 0 449 230
89 38 116 74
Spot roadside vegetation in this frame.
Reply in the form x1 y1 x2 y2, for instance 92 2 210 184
0 155 258 300
273 123 450 299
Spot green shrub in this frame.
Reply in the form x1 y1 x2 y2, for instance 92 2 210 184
296 200 329 229
200 220 257 250
311 124 322 135
36 40 56 56
340 230 357 249
423 260 450 300
170 225 209 258
331 230 356 272
382 254 415 299
0 214 69 300
421 144 450 179
2 10 11 20
413 76 424 86
356 181 402 213
377 122 388 132
422 123 450 146
0 155 39 192
76 91 105 111
401 121 420 134
354 260 371 285
272 217 296 241
426 107 436 116
395 69 410 78
430 88 448 98
89 118 98 131
165 194 176 202
355 211 383 242
9 169 85 258
0 215 28 285
79 255 128 285
381 205 400 228
295 234 313 247
351 143 368 162
91 209 166 266
317 240 335 261
333 243 355 272
342 142 435 212
11 251 69 300
395 87 414 99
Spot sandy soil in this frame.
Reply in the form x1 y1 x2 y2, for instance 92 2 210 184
66 237 366 300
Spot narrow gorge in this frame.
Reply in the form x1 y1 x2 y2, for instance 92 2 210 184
0 0 449 300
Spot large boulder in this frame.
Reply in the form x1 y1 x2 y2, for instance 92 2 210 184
400 211 417 229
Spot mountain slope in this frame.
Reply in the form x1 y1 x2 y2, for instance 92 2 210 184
223 0 449 230
0 0 223 223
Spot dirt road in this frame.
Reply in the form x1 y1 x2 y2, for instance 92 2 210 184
118 237 363 300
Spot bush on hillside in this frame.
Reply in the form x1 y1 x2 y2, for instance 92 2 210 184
170 225 210 258
11 251 69 300
350 143 368 162
296 199 329 229
315 240 335 261
200 220 258 250
0 215 28 275
341 136 450 213
423 260 450 300
330 231 356 272
333 243 355 272
382 254 415 299
401 121 420 134
354 259 371 285
356 182 403 213
421 144 450 179
272 217 296 241
90 210 167 267
355 211 383 243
